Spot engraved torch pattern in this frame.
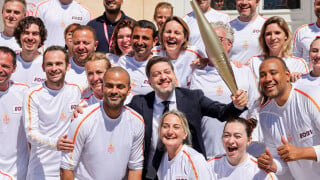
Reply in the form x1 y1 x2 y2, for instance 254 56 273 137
190 0 238 95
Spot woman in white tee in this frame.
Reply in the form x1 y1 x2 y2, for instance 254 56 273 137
157 110 214 180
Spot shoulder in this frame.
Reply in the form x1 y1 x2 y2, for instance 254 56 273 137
10 81 29 91
184 46 203 58
245 55 263 65
65 82 82 93
247 155 277 180
34 0 51 15
207 154 226 164
176 87 204 97
183 11 194 20
123 106 145 126
181 146 208 169
293 84 320 106
26 84 44 96
87 14 104 26
73 103 101 126
296 23 315 33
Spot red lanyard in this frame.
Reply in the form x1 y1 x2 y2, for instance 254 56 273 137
103 22 115 52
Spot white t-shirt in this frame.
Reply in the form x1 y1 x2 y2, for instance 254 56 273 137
208 154 277 180
11 53 46 87
246 55 309 80
152 45 205 88
65 57 89 94
24 82 81 179
183 8 230 53
106 53 121 67
0 32 21 54
34 0 91 47
80 91 134 106
0 81 29 180
259 84 320 179
118 55 153 95
293 23 320 67
158 145 214 180
26 0 42 16
228 16 266 63
60 102 144 180
189 64 259 157
0 170 14 180
295 73 320 86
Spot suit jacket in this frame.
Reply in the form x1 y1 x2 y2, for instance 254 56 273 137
127 87 244 178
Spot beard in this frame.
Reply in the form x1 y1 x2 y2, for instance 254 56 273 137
105 7 121 14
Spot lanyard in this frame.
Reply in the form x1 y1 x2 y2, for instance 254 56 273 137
103 22 115 52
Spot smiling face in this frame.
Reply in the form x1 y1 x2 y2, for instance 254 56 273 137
103 69 130 109
264 23 287 56
117 27 132 55
259 58 291 104
2 1 25 33
160 113 188 149
20 23 41 53
72 29 97 66
148 61 176 100
0 52 16 91
309 38 320 72
104 0 123 14
236 0 259 22
43 50 69 88
155 7 172 30
222 121 251 166
131 27 157 61
162 20 187 55
86 60 109 99
65 25 79 52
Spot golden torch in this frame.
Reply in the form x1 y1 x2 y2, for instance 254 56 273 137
190 0 238 95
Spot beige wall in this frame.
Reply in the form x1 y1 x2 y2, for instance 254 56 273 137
77 0 163 23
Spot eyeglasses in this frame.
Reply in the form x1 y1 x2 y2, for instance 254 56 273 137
217 36 228 43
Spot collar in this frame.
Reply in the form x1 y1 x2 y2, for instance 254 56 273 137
154 89 176 105
99 11 127 24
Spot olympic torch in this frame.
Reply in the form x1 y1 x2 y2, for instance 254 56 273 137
190 0 238 95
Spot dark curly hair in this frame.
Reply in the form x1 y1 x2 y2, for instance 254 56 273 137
14 16 47 48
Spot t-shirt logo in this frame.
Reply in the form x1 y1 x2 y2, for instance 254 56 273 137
33 76 46 84
2 113 10 123
107 143 115 153
12 105 22 114
242 40 249 49
60 112 67 121
216 85 223 95
299 129 313 141
69 103 78 113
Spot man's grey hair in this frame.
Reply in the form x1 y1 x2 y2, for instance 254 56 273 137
210 21 234 44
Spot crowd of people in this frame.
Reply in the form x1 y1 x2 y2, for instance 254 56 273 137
0 0 320 179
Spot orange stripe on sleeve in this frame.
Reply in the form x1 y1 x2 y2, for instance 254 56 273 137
185 49 202 59
250 157 274 180
183 150 199 180
11 82 29 88
123 106 145 125
68 105 100 169
27 87 56 146
207 154 226 163
34 0 49 17
294 88 320 111
0 170 13 180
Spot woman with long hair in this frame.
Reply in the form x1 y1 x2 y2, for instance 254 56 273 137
246 16 309 80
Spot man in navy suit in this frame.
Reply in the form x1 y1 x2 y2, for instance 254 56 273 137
127 56 248 179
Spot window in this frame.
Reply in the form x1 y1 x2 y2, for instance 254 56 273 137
210 0 300 10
